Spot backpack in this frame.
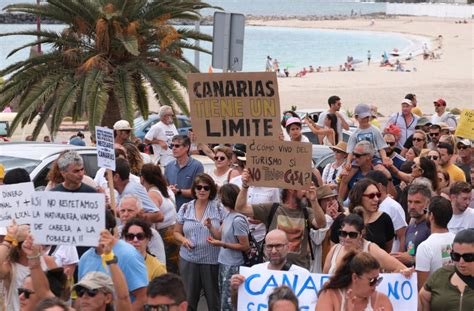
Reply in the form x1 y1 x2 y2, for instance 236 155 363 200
266 203 314 260
234 215 264 267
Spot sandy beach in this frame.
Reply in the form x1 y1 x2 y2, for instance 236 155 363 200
245 16 473 117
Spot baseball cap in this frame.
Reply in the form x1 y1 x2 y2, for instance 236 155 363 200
354 104 371 119
316 185 338 200
113 120 133 131
286 117 302 127
433 99 446 106
457 138 472 147
401 99 413 106
74 272 114 293
416 117 432 127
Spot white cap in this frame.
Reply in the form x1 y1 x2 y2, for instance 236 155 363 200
113 120 132 130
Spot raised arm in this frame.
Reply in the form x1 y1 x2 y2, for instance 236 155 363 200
306 184 326 229
234 169 255 217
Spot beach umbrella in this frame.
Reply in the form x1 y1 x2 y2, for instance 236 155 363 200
284 64 295 68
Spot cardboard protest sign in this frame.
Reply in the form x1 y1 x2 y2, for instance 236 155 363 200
246 139 312 190
454 109 474 140
0 182 35 226
187 72 281 144
95 126 116 170
238 267 418 311
31 192 105 246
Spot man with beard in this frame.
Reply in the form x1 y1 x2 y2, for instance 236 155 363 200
384 133 406 186
428 124 442 149
229 230 308 308
235 170 326 269
448 181 474 234
391 184 432 267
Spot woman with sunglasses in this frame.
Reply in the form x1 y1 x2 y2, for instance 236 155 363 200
122 217 167 281
174 173 226 311
348 179 395 252
420 228 474 311
388 156 439 193
323 213 408 275
426 149 441 166
141 163 179 274
322 142 348 188
207 146 239 187
317 251 393 311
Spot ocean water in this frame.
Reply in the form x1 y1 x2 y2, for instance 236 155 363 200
0 24 413 73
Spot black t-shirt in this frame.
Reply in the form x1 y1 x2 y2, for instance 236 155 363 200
365 212 395 250
330 214 346 244
50 183 97 193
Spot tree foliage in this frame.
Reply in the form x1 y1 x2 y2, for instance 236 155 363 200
0 0 215 138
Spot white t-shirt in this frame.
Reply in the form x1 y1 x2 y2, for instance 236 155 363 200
416 232 455 274
431 112 457 129
150 188 177 230
309 214 334 273
448 208 474 234
206 168 232 187
144 121 178 166
49 245 79 267
252 261 309 273
379 196 408 253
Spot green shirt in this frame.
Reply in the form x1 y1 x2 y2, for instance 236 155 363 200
424 266 474 311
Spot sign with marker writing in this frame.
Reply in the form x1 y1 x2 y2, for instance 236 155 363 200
0 182 35 226
237 267 417 311
454 109 474 140
31 192 105 246
95 126 116 170
187 72 281 144
246 139 312 190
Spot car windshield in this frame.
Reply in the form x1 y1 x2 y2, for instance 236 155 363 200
0 156 41 174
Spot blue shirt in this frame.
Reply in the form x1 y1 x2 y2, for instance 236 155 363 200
218 212 249 266
118 180 159 212
177 199 227 264
78 240 148 297
165 157 204 209
349 169 368 189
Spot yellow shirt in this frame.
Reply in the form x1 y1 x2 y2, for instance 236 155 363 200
445 163 466 183
145 254 167 281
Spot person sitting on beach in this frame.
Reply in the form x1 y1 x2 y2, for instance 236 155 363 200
309 65 314 72
317 66 322 72
295 67 307 77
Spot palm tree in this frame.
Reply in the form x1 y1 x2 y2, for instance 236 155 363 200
0 0 214 139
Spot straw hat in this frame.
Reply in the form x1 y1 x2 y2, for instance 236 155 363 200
329 141 348 154
316 185 338 200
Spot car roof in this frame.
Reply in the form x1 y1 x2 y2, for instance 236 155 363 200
0 142 96 161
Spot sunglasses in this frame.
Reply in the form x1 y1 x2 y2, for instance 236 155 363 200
412 138 424 142
434 103 446 107
124 232 147 241
144 304 179 311
458 145 470 150
338 230 360 239
75 286 100 298
385 141 396 147
18 288 35 299
450 252 474 263
353 153 367 158
214 156 227 161
427 155 438 160
363 192 381 199
429 132 440 137
195 185 211 191
170 144 183 149
366 276 383 287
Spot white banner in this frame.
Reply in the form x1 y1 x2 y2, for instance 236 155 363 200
95 126 116 170
0 182 35 226
238 267 417 311
31 191 105 246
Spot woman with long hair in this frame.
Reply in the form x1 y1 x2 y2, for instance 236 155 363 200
322 113 338 145
207 184 250 310
141 163 178 274
123 142 144 176
174 173 226 310
323 213 408 275
317 251 393 311
388 156 439 193
405 146 421 162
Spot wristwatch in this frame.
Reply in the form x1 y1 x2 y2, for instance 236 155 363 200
177 189 182 196
106 256 118 265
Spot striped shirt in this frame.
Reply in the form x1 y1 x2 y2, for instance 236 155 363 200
177 199 227 264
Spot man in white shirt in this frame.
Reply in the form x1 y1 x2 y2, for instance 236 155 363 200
430 98 457 130
448 181 474 234
416 196 455 291
317 95 350 141
367 171 407 252
144 105 178 166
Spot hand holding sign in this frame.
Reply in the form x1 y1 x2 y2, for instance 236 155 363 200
21 234 41 258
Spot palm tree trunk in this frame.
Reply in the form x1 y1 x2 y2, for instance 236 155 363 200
101 89 122 129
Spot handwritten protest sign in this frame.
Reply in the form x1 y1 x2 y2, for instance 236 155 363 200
95 126 116 170
455 109 474 140
238 267 417 311
31 192 105 246
0 182 35 226
187 72 281 144
246 139 312 190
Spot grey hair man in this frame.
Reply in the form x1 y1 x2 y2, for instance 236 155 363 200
392 183 432 266
144 105 178 166
51 150 97 193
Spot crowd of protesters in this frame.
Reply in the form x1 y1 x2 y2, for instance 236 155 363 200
0 98 473 311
